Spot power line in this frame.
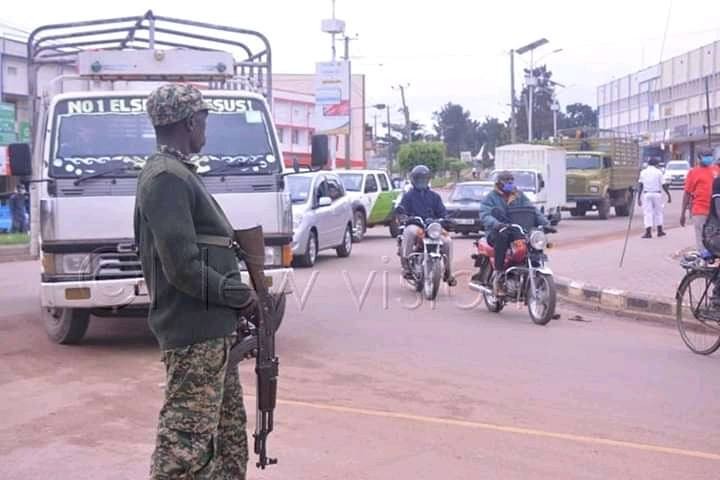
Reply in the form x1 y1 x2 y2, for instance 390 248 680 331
659 0 673 63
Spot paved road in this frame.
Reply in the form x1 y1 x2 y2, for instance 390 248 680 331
1 221 718 479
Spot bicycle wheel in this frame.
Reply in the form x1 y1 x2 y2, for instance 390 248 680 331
676 270 720 355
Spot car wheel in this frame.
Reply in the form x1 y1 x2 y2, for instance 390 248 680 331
295 230 318 268
352 210 366 242
336 224 353 258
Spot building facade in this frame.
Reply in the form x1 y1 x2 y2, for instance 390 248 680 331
598 40 720 163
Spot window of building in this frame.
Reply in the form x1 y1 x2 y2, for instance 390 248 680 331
277 128 284 143
291 129 299 145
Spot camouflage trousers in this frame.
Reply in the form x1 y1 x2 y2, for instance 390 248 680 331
150 336 248 479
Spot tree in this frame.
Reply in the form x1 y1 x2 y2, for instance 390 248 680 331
397 142 446 174
516 65 557 141
433 103 478 158
445 157 465 181
559 103 598 130
476 117 511 168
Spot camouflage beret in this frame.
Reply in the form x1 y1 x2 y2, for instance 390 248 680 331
146 84 213 127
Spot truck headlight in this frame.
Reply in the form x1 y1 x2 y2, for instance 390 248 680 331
49 253 93 275
530 231 548 250
264 246 281 266
589 185 600 193
426 222 443 240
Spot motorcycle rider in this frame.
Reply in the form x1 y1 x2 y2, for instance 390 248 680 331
399 165 456 287
480 171 554 295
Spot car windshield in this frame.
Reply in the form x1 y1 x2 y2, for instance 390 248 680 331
286 176 312 204
450 184 492 202
666 162 690 171
49 96 279 178
567 155 603 170
337 173 364 192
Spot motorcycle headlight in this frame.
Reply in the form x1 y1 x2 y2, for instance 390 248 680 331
529 231 548 250
426 222 443 240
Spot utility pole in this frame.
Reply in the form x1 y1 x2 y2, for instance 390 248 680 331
395 84 411 142
528 48 534 142
344 36 352 169
510 49 517 143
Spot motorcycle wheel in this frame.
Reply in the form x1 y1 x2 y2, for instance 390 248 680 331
527 273 557 325
423 258 442 301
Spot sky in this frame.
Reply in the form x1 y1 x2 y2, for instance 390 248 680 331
3 0 720 130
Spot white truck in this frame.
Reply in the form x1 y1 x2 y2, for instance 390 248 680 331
492 144 568 225
8 12 329 344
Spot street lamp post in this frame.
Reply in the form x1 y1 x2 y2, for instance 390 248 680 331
516 38 549 142
551 99 560 138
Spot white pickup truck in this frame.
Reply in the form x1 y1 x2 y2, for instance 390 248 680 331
9 12 329 344
336 169 402 240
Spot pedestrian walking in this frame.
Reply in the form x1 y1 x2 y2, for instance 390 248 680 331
9 184 27 234
134 84 257 479
637 158 671 238
681 148 720 251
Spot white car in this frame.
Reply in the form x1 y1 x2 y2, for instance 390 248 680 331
663 160 691 189
336 169 402 241
286 172 354 268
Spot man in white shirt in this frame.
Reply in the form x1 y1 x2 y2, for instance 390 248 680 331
638 158 672 238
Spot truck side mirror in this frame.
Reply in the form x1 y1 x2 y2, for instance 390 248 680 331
311 135 329 170
8 143 32 177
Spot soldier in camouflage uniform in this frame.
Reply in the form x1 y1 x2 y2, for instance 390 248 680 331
134 84 256 479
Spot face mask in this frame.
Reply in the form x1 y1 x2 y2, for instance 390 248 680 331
701 156 714 167
501 182 514 193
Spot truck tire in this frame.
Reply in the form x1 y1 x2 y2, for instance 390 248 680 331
614 191 632 217
43 307 91 345
598 195 611 220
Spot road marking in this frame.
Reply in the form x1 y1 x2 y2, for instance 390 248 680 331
262 397 720 461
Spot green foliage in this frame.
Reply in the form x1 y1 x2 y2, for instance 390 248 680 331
397 142 446 173
445 157 465 181
0 233 29 245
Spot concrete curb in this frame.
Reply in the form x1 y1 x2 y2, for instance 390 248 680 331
0 245 34 263
555 276 676 326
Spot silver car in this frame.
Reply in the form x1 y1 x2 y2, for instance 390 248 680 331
287 172 354 267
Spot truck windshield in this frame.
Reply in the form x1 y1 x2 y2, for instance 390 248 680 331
567 155 602 170
286 176 312 204
337 173 363 192
49 96 279 178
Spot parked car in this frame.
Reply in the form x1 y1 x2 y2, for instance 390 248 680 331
444 181 494 235
286 172 354 268
663 160 691 189
336 169 402 241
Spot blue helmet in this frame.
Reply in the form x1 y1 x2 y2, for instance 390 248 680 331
410 165 431 190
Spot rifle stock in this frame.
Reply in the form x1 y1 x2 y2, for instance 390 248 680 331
233 226 279 469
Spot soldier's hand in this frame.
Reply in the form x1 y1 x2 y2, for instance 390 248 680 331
680 214 687 227
237 291 259 320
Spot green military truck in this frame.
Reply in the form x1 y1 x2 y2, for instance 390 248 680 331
556 132 640 220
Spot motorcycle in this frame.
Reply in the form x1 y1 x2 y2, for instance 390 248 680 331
396 214 451 301
468 208 557 325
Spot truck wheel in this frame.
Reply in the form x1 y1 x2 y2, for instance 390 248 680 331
614 191 632 217
597 195 611 220
43 307 91 344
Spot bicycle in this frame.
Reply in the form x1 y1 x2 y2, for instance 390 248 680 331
675 251 720 355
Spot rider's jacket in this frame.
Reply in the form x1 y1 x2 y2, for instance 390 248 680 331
400 188 447 220
479 188 548 231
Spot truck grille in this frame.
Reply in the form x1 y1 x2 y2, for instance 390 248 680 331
93 252 143 280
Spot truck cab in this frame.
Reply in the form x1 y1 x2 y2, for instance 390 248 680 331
11 12 328 344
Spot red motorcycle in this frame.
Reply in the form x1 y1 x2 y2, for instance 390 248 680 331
469 210 557 325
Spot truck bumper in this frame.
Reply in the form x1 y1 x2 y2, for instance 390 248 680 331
41 268 294 309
